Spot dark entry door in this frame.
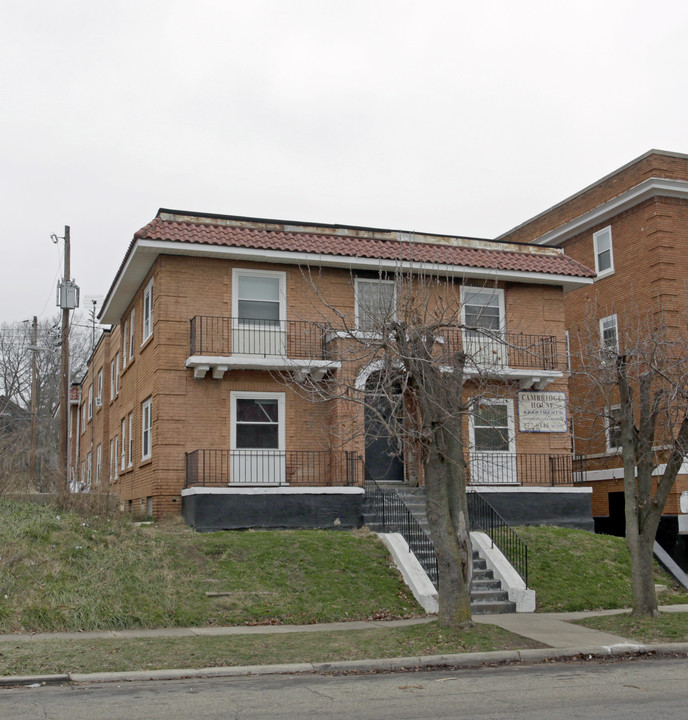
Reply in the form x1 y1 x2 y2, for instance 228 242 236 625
364 395 404 482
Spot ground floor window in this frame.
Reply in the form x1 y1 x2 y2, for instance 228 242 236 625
141 397 152 460
230 391 285 484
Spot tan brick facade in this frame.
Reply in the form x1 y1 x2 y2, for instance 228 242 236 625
71 211 592 518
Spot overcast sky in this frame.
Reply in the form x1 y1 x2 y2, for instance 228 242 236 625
2 0 687 324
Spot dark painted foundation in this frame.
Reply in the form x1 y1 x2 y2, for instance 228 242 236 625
473 490 594 531
182 489 364 532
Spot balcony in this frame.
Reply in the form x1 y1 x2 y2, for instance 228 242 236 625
185 449 362 487
186 316 341 380
468 452 574 486
439 329 563 389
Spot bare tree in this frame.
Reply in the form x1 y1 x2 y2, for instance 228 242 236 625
0 316 91 492
287 269 539 627
570 303 688 616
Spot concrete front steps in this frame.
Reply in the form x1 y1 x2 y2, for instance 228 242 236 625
364 485 516 615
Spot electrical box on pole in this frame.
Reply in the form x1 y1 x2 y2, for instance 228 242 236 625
57 279 80 309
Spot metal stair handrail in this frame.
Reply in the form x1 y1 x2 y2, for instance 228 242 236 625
364 476 439 587
467 488 528 586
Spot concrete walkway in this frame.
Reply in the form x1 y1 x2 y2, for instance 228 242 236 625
1 605 686 648
2 606 687 687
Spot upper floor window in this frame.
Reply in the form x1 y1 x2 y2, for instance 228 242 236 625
129 309 135 359
600 314 619 358
234 269 285 327
96 369 103 408
355 278 396 332
87 385 93 420
593 226 614 278
122 320 128 368
462 287 504 335
142 278 154 343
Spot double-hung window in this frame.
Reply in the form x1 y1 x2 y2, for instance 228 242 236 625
355 278 396 332
232 270 286 355
113 436 119 481
122 320 128 368
96 369 103 408
129 309 135 359
606 405 622 452
593 226 614 278
87 385 93 420
141 397 152 460
600 314 619 361
127 412 133 468
142 278 154 343
121 418 126 471
96 444 102 484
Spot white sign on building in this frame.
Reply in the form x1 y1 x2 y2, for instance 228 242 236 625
518 391 568 433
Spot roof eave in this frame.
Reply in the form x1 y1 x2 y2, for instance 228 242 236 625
99 239 593 324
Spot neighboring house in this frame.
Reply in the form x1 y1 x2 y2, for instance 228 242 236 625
499 149 688 567
69 209 594 527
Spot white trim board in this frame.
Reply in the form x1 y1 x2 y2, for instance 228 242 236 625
182 486 365 496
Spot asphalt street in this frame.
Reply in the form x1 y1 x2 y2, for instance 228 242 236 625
0 656 686 720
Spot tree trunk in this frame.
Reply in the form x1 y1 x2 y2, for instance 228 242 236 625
424 427 472 628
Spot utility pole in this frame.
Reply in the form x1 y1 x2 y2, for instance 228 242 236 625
53 226 79 496
29 315 38 489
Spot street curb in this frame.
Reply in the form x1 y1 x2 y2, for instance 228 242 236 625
56 642 688 685
0 674 70 687
5 643 688 687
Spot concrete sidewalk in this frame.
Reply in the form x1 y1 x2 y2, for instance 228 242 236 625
1 606 687 687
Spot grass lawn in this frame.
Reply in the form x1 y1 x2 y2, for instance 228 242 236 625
0 621 542 676
516 526 688 612
575 612 688 643
0 500 422 632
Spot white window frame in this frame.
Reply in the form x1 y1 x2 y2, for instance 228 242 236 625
142 278 154 343
96 444 102 484
113 436 119 480
96 369 103 407
354 277 396 332
129 309 135 359
127 412 134 468
232 268 286 324
230 391 285 452
469 397 516 453
600 314 619 357
87 385 93 420
110 360 116 400
109 439 114 481
86 450 92 487
605 404 623 453
122 319 128 368
593 226 614 278
141 397 152 461
461 286 506 334
121 418 126 471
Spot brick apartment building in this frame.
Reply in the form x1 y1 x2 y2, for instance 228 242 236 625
69 209 593 527
499 149 688 564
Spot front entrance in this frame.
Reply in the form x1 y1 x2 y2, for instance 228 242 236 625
469 398 517 484
364 385 404 483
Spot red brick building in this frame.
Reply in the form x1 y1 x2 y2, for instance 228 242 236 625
499 149 688 565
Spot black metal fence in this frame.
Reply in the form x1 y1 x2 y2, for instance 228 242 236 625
364 476 439 587
467 488 528 586
440 330 560 371
469 452 573 486
189 316 327 359
185 449 361 487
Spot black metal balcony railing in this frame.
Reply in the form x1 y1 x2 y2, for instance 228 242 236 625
440 330 559 371
189 316 327 359
467 489 529 586
364 475 439 587
185 449 361 488
468 452 573 486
